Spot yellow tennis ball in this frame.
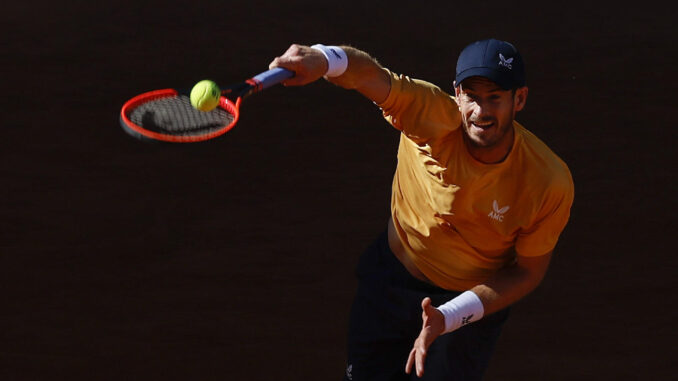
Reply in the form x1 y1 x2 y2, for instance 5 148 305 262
190 80 221 111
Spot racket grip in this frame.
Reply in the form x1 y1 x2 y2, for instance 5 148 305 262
251 67 295 90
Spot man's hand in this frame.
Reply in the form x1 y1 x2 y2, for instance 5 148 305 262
405 297 445 378
268 44 328 86
270 43 391 103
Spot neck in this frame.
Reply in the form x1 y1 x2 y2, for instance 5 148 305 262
464 126 515 164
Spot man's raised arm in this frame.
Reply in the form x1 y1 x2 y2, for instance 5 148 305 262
269 44 391 104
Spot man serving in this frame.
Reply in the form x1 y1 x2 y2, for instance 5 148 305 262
270 39 574 380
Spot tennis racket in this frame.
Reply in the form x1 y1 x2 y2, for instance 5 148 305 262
119 67 294 143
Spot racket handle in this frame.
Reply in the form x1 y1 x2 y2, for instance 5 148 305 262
251 67 295 90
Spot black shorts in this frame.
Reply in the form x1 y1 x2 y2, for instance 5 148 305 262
344 230 510 381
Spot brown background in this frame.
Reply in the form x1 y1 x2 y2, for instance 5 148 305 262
1 0 675 379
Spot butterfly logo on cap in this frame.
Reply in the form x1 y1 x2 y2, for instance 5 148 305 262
498 53 513 70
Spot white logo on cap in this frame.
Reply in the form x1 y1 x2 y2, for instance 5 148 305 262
498 53 513 70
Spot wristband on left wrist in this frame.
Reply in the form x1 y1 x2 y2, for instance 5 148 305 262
436 290 485 333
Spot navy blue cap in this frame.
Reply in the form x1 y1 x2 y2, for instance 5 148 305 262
455 39 525 90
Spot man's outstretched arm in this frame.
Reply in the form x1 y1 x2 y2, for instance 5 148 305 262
269 44 391 104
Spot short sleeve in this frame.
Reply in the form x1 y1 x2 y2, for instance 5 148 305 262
377 69 461 141
515 175 575 257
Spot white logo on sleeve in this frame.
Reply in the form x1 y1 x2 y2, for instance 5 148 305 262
488 200 510 221
498 53 513 69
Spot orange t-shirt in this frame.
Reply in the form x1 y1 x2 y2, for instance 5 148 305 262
379 70 574 291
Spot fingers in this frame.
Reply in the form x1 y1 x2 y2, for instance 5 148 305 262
421 297 432 317
422 297 439 323
268 44 328 86
405 338 428 377
268 57 281 70
415 342 427 377
267 54 296 86
405 347 415 374
423 297 446 337
267 45 301 72
421 297 436 327
405 297 444 378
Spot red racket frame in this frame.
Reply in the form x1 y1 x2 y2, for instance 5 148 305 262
120 89 241 143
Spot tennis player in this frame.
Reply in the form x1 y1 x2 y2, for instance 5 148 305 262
270 39 574 380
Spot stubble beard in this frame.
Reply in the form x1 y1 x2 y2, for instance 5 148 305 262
462 105 515 149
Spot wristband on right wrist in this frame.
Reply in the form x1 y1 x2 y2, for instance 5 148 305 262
310 44 348 77
436 290 485 333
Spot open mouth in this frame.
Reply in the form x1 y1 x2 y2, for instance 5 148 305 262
471 120 494 130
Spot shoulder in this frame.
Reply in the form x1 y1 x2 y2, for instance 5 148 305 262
378 69 461 136
514 123 574 196
379 69 456 108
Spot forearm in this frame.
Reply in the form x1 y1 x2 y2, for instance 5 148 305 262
471 259 547 316
270 44 391 104
325 46 391 104
437 252 551 333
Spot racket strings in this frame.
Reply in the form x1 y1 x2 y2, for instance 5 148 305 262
128 95 234 136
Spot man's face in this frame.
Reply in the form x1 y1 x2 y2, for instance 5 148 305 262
455 77 527 149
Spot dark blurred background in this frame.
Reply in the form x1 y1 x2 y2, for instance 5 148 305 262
1 1 675 379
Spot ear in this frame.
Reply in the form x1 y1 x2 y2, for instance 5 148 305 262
513 86 528 112
454 82 461 108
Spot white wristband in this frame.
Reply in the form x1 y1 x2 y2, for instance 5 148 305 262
437 291 485 333
310 44 348 77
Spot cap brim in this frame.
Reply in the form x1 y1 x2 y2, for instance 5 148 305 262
455 67 513 90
